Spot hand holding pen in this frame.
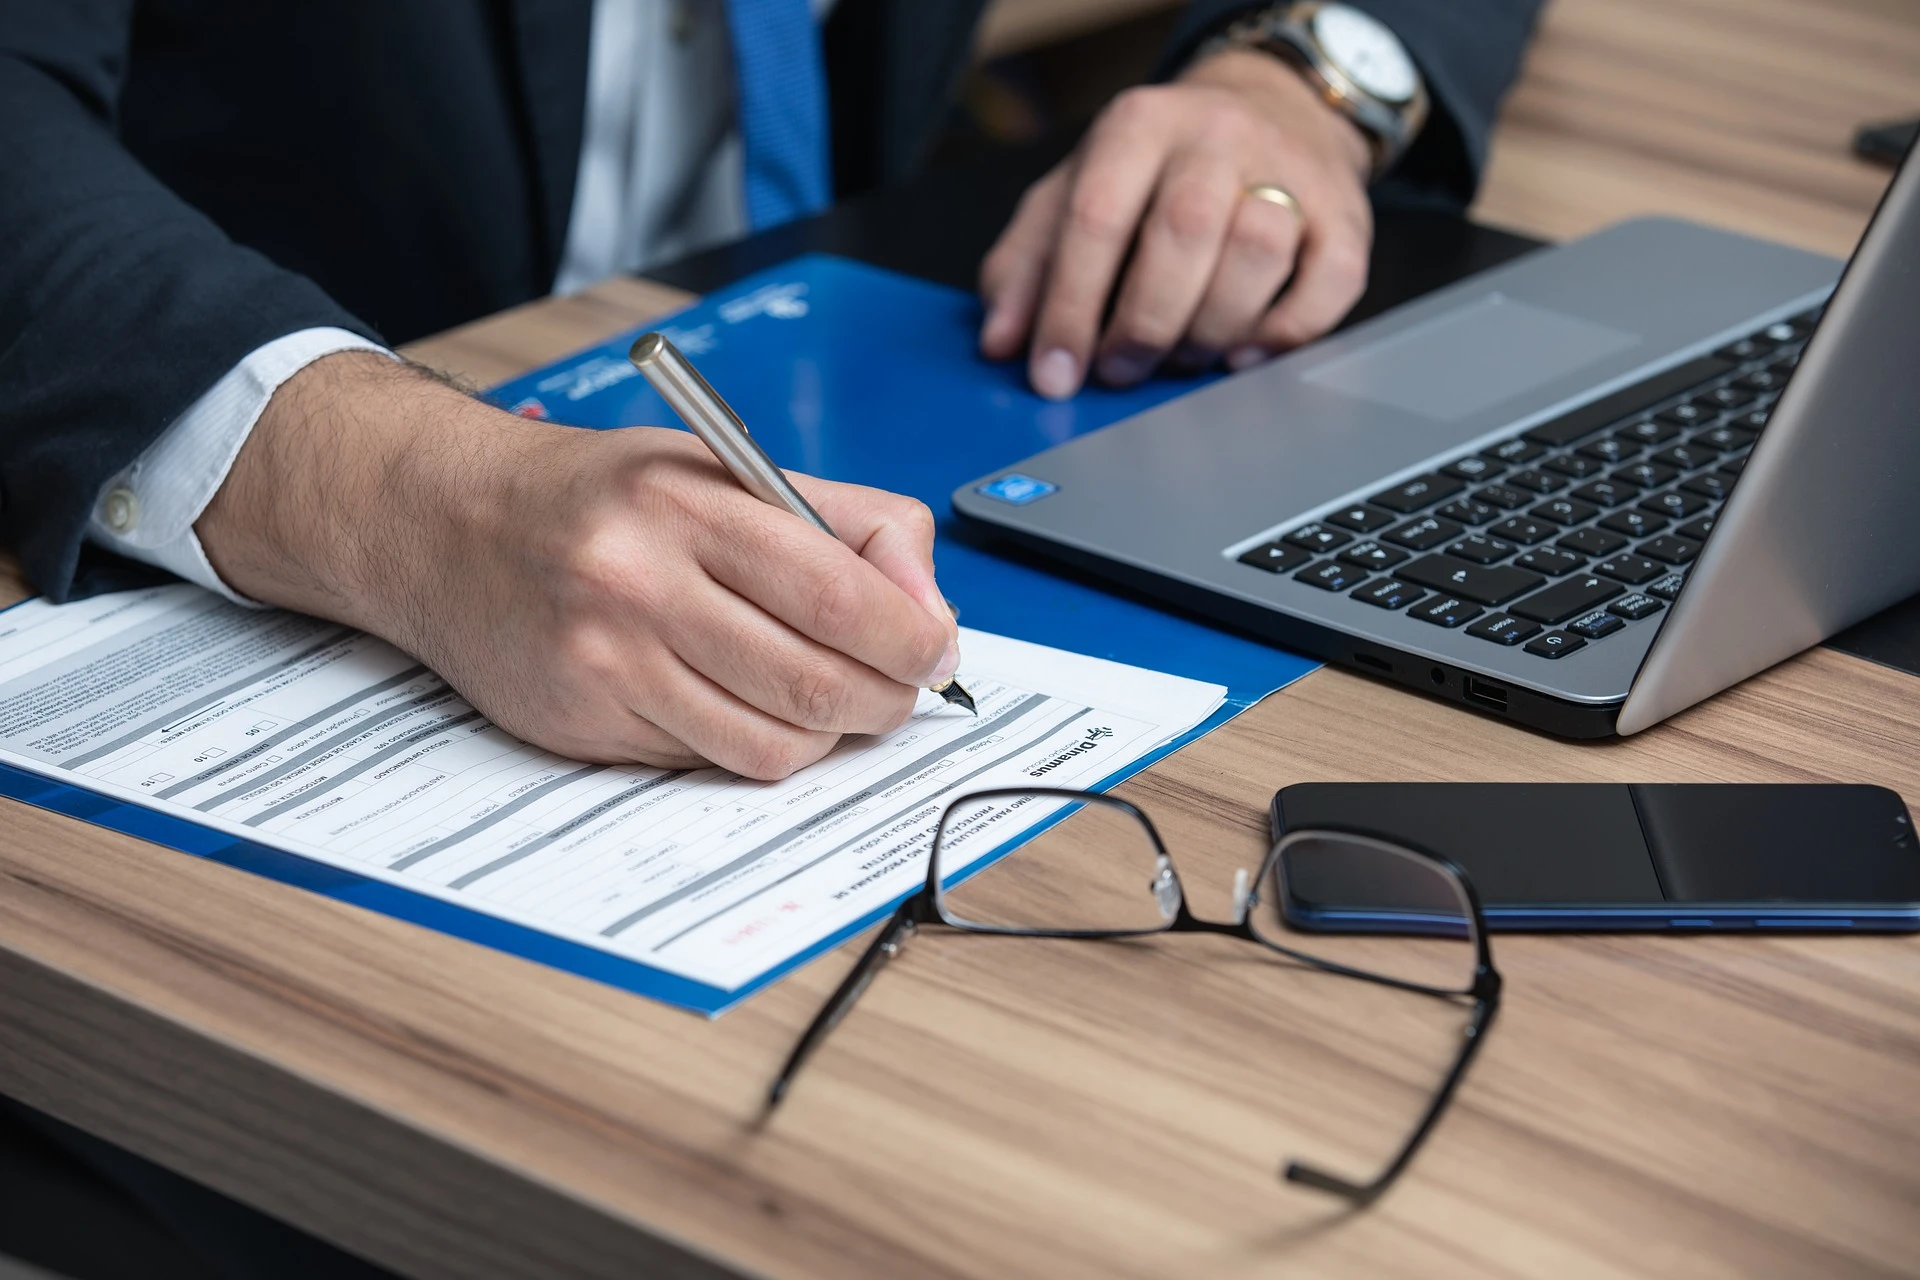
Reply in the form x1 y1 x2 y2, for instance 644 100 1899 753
630 333 976 715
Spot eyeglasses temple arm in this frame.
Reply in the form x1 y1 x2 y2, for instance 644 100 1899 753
1283 993 1499 1205
767 898 920 1108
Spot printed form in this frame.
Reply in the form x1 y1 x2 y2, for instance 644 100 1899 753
0 587 1223 994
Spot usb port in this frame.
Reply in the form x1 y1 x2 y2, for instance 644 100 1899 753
1463 677 1508 713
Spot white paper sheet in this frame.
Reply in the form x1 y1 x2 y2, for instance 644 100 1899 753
0 586 1224 991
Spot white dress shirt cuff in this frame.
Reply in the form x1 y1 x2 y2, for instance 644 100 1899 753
88 327 395 606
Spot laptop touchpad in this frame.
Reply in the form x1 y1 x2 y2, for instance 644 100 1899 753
1301 292 1640 422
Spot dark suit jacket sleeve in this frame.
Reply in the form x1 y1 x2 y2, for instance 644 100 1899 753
0 2 381 603
1163 0 1544 209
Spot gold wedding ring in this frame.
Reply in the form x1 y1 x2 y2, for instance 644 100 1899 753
1245 183 1303 221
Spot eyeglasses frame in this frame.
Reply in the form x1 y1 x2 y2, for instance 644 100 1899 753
766 786 1503 1205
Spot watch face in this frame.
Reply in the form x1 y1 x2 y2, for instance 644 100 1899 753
1311 4 1419 104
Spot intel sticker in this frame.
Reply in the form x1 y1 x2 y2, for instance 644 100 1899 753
976 473 1058 505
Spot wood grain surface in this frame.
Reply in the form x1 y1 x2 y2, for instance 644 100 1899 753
5 3 1920 1278
1475 0 1918 257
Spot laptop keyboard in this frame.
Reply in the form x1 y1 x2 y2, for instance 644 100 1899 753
1234 308 1820 659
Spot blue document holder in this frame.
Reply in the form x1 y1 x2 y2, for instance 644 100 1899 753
485 254 1318 709
0 255 1318 1016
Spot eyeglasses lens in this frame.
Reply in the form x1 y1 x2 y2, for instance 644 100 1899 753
935 794 1178 934
1249 832 1479 995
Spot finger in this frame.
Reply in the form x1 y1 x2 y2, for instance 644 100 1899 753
1092 152 1241 387
628 649 843 781
979 167 1070 361
660 579 920 736
698 490 956 690
1027 89 1177 400
1182 187 1303 357
803 479 955 631
1237 203 1372 363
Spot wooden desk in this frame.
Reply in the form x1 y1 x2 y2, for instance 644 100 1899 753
5 3 1918 1277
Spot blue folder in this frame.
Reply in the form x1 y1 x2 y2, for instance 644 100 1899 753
486 253 1319 710
0 255 1318 1016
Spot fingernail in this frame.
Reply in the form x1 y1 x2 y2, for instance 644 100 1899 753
1227 345 1270 372
980 304 1006 349
1032 348 1079 400
1096 351 1152 387
927 639 961 687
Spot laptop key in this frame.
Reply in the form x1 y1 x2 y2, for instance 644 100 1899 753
1595 553 1663 584
1523 355 1733 446
1558 526 1628 557
1578 437 1640 464
1369 474 1466 513
1340 539 1410 570
1544 453 1605 479
1320 502 1397 533
1647 572 1687 601
1284 523 1352 552
1694 424 1756 452
1505 468 1567 494
1482 437 1545 464
1675 515 1716 541
1732 406 1771 432
1472 484 1531 510
1609 592 1665 620
1383 515 1465 551
1679 473 1732 501
1649 443 1717 471
1638 490 1708 519
1515 546 1585 576
1324 503 1398 533
1295 560 1370 592
1352 578 1426 610
1395 555 1546 605
1654 401 1712 428
1525 631 1587 658
1718 455 1749 477
1617 420 1681 446
1488 515 1556 545
1466 613 1541 645
1735 367 1787 393
1703 383 1756 411
1569 479 1635 507
1715 335 1777 362
1442 455 1503 482
1408 596 1484 628
1436 497 1500 526
1444 535 1518 565
1568 609 1626 640
1509 574 1624 624
1613 462 1677 489
1238 542 1312 573
1638 535 1701 565
1599 509 1667 538
1531 498 1599 526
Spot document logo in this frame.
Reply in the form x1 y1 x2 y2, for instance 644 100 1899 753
1027 726 1115 778
976 473 1058 506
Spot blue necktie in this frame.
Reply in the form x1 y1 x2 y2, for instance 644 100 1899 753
726 0 832 230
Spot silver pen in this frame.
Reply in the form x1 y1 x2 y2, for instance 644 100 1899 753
629 332 976 715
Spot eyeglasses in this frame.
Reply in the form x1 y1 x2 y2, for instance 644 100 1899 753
767 787 1503 1205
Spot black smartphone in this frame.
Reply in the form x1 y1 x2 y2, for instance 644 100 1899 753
1269 782 1920 932
1854 118 1919 167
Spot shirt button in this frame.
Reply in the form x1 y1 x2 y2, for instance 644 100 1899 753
101 486 140 533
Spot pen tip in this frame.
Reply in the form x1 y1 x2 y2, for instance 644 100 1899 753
936 680 977 715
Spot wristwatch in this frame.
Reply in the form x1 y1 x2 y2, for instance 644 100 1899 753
1199 2 1429 179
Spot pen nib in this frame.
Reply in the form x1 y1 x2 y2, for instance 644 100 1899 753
932 679 977 715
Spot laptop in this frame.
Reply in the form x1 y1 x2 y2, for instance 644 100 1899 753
953 146 1920 738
